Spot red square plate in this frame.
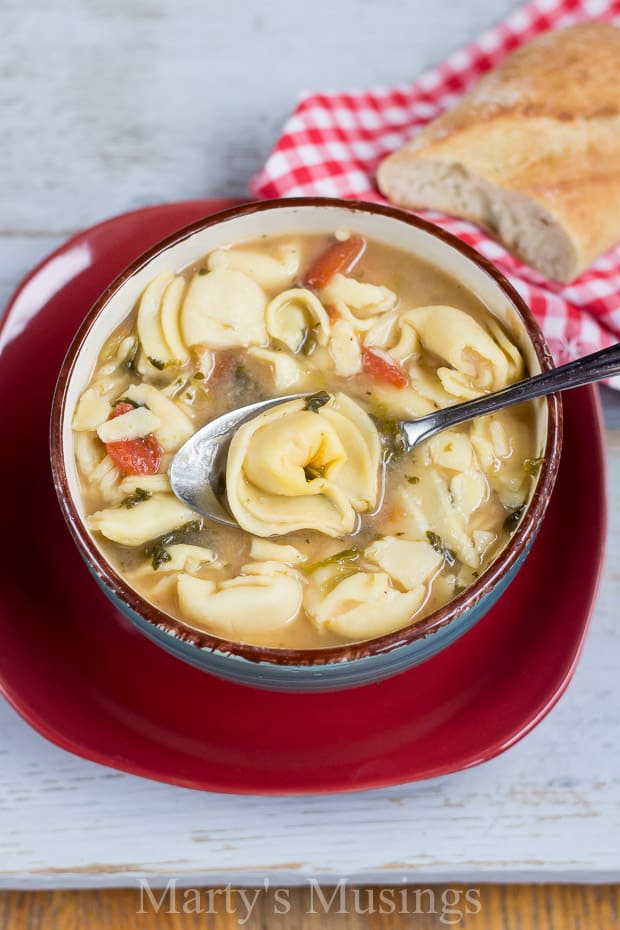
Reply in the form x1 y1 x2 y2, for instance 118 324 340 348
0 200 607 793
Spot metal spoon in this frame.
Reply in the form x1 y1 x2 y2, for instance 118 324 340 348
169 342 620 527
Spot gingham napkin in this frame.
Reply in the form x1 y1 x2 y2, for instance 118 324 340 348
250 0 620 388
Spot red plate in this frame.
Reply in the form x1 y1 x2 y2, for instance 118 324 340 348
0 200 607 794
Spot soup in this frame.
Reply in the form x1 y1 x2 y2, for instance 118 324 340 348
71 231 540 648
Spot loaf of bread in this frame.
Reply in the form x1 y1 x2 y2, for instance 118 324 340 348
377 23 620 283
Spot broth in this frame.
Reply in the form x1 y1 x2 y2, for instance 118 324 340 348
72 231 540 648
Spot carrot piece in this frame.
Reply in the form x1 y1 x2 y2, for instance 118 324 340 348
302 235 366 289
106 436 162 475
362 346 408 389
105 402 163 476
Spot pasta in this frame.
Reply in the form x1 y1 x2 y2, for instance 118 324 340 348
266 288 330 353
72 231 540 648
182 269 267 349
226 393 381 537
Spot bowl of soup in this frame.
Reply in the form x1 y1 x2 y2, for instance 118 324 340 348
50 198 562 691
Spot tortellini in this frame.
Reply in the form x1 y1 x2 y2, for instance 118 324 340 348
177 564 303 641
247 348 308 390
207 244 300 292
306 571 426 640
122 383 193 452
328 319 362 376
266 288 330 352
181 269 267 350
250 538 305 564
96 406 160 443
72 388 112 432
399 306 523 397
118 474 171 496
159 276 190 363
365 537 443 591
135 544 217 574
470 410 532 507
136 271 190 368
87 494 196 546
226 393 381 537
321 274 397 330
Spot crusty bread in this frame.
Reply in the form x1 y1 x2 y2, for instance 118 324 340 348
377 23 620 283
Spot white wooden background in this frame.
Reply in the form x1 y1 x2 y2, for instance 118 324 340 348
1 0 619 890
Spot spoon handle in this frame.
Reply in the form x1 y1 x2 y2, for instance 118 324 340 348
402 341 620 448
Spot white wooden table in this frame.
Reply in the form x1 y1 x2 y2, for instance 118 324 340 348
1 0 618 890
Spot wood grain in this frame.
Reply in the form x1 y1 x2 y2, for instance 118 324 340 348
0 885 618 929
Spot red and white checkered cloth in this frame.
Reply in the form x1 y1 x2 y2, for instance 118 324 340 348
250 0 620 388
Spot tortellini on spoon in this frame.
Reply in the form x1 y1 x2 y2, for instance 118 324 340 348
226 393 381 537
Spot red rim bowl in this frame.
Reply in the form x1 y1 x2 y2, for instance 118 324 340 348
49 197 562 691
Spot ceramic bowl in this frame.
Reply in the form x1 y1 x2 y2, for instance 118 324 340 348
51 197 562 691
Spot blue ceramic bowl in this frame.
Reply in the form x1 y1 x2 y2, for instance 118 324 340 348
51 198 562 692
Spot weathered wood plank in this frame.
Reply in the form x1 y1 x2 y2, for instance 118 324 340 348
0 0 518 234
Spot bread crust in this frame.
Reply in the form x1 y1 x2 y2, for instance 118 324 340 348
377 23 620 281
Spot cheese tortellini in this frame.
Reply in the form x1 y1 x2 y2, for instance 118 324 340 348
182 268 268 350
73 229 540 649
177 563 303 643
226 393 381 537
306 571 427 640
266 288 330 352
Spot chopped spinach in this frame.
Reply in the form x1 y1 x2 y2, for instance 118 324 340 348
143 520 203 571
304 546 360 574
523 455 545 477
406 475 420 485
300 326 319 357
147 357 166 371
122 340 140 373
426 531 457 567
323 567 359 594
115 396 141 409
120 488 151 509
304 391 331 413
303 464 326 481
503 504 526 534
375 415 407 462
